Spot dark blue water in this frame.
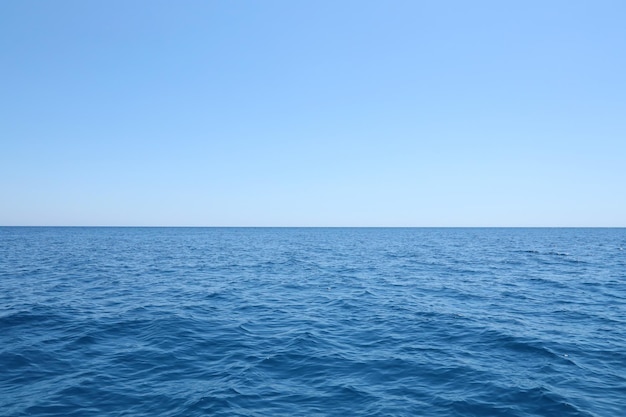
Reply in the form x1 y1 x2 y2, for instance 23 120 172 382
1 227 625 416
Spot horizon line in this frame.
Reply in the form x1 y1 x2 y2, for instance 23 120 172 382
1 225 624 229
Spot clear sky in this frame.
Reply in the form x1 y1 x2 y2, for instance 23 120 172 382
1 1 625 226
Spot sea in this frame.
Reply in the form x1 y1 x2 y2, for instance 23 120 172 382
1 227 625 416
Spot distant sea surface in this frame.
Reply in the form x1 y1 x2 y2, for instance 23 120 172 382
1 227 625 416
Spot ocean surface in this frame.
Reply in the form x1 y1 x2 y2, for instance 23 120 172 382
1 227 625 417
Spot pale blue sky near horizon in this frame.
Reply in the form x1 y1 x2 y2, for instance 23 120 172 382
1 1 625 226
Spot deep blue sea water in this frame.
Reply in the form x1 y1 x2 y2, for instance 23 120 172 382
1 227 625 417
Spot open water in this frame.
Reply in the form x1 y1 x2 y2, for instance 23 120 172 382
1 227 625 416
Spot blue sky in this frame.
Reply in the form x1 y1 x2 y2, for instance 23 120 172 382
1 1 625 226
